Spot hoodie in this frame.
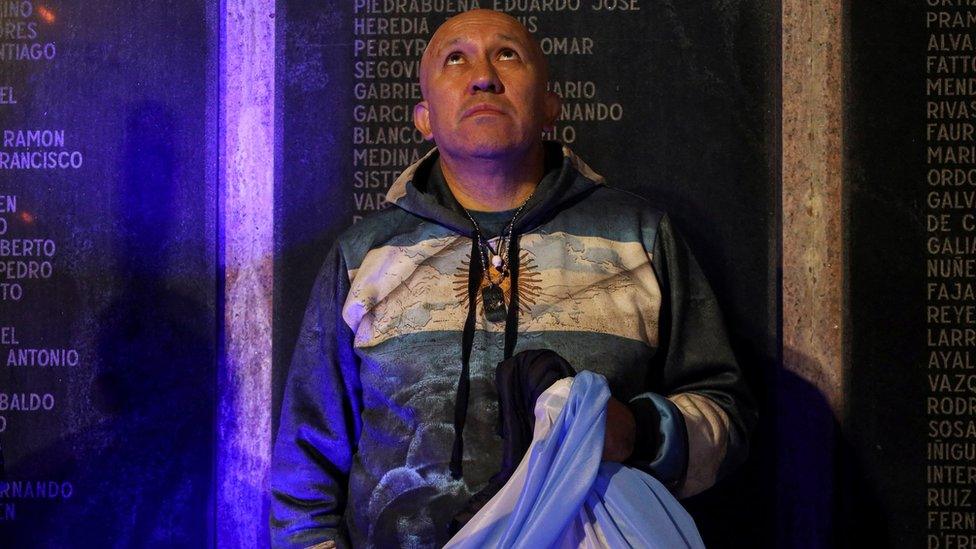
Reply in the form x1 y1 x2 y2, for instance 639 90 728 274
269 142 756 548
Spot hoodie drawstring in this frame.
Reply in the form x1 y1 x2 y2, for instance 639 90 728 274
450 230 522 480
503 233 521 359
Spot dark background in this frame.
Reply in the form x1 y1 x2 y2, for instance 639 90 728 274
843 0 931 547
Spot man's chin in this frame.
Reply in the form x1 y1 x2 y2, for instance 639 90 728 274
443 139 533 161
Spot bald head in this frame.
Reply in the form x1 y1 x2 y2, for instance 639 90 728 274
419 9 549 98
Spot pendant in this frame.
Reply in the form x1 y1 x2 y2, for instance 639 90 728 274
491 254 504 270
482 284 507 323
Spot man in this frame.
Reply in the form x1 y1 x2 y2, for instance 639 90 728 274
271 9 755 548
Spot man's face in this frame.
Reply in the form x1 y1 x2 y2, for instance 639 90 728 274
414 10 560 160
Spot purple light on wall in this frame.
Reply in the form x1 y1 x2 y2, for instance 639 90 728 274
217 0 276 546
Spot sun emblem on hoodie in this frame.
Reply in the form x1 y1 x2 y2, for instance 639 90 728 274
453 248 542 317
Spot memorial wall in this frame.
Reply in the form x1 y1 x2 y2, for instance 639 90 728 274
0 1 216 545
846 1 976 547
7 0 973 547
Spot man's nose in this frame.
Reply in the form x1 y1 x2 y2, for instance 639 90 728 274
470 59 503 93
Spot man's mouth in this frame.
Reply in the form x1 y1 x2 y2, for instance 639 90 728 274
462 104 506 119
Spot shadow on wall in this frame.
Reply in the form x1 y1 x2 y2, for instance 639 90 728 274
773 347 887 549
684 345 888 549
9 103 214 547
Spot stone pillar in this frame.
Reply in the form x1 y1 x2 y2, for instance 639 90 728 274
780 1 844 546
782 0 845 417
218 0 276 546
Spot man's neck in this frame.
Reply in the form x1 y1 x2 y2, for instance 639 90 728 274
438 145 545 212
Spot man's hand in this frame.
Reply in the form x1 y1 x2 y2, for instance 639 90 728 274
602 396 636 462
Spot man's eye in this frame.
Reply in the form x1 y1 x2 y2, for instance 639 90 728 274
446 52 464 65
498 48 519 60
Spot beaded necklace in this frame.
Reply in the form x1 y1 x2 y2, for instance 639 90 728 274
461 188 536 322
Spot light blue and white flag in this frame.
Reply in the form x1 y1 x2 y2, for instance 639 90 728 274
446 371 706 549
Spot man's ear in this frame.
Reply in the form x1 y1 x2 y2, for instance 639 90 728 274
414 101 434 141
542 91 561 132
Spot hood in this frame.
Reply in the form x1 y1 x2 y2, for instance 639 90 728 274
385 141 606 236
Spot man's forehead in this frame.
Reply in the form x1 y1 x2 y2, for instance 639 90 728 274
425 10 533 55
438 32 520 51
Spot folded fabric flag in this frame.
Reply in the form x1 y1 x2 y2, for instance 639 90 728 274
445 371 705 549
